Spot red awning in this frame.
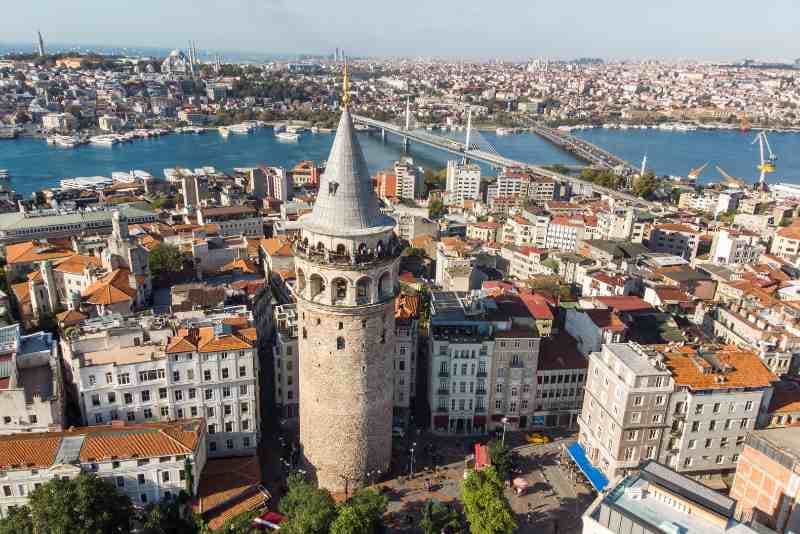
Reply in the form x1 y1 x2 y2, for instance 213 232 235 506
475 444 491 470
433 415 449 426
491 414 505 422
473 416 487 425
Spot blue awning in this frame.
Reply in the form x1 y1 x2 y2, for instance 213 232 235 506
566 442 609 492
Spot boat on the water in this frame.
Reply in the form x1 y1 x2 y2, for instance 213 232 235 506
218 126 230 138
0 169 9 181
60 176 114 190
276 131 300 142
90 134 120 146
49 134 85 148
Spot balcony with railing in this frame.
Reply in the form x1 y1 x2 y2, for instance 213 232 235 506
437 388 450 396
438 371 450 378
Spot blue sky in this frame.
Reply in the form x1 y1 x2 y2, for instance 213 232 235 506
3 0 799 60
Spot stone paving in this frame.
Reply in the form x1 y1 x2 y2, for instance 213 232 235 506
375 430 597 533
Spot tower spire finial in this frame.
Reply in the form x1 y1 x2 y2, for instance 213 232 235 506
342 60 350 109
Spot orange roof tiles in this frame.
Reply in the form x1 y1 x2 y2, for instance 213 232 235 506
11 282 30 305
56 309 87 325
83 269 137 305
166 325 255 354
194 456 268 529
777 224 800 241
54 254 101 275
396 293 421 321
5 241 74 265
0 420 203 471
220 258 259 274
0 434 62 469
585 309 627 332
260 237 293 257
663 346 777 391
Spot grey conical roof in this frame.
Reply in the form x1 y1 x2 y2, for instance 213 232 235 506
300 109 395 237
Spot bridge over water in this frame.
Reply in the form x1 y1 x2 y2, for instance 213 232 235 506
351 114 655 209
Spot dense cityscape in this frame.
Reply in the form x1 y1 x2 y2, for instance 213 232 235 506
1 23 800 534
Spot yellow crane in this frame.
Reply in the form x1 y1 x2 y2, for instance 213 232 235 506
687 162 709 182
715 166 746 188
753 131 777 187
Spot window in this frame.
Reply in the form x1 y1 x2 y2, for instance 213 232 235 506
91 394 100 407
116 476 124 488
209 424 216 434
221 368 229 379
141 494 148 503
239 366 247 378
141 390 151 402
709 420 717 431
716 455 724 465
105 372 113 384
242 419 250 431
187 369 194 381
713 403 721 414
631 412 641 423
225 421 233 432
205 389 213 400
95 414 103 424
138 474 145 485
705 438 713 448
224 404 232 416
209 442 217 452
143 408 153 419
688 439 696 449
226 439 234 450
204 370 212 381
160 407 169 417
222 386 231 398
88 375 96 386
655 395 665 406
127 411 135 421
695 403 704 415
118 373 130 385
159 388 167 399
684 457 693 467
162 472 170 482
496 383 503 394
337 337 345 350
107 392 116 404
175 390 183 401
745 400 753 411
207 407 215 418
173 371 180 382
691 421 700 432
188 388 196 399
190 406 198 417
243 437 251 448
648 429 659 440
124 392 133 405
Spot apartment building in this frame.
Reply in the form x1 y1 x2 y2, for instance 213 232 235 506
700 300 797 376
434 237 482 291
428 290 552 435
578 343 674 479
709 229 764 265
582 460 762 534
535 334 587 429
502 215 538 247
658 346 775 476
0 325 64 435
61 314 260 457
507 246 549 281
394 294 421 424
273 304 299 420
466 221 500 243
197 206 263 237
0 419 206 517
771 224 800 259
731 427 800 532
428 291 496 435
393 158 422 200
445 160 481 205
646 223 702 260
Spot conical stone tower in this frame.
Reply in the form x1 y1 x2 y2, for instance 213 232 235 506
294 68 400 492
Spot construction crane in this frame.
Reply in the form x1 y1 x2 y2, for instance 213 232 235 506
753 131 777 187
687 162 709 182
715 166 746 188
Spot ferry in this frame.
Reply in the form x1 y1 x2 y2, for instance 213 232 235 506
0 169 9 181
90 134 120 146
496 127 514 136
310 126 319 134
275 131 300 142
49 135 85 148
286 125 307 134
218 126 230 138
60 176 114 191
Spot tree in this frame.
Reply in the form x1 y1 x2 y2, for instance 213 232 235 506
632 172 658 199
461 467 517 534
542 257 560 274
487 440 512 481
329 489 387 534
149 243 185 280
428 199 446 219
28 472 134 534
279 474 337 534
141 493 199 534
0 506 34 534
217 510 259 533
420 499 462 534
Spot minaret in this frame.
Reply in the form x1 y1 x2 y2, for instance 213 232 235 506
294 63 400 492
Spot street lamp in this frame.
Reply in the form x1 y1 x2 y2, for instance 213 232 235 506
409 442 417 478
501 416 509 446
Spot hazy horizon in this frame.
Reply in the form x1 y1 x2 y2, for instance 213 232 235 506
2 0 800 62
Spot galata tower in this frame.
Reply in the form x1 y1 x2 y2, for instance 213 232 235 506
294 65 400 492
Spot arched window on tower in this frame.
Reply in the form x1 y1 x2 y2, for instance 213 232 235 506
332 278 347 304
356 277 372 304
309 274 326 300
302 327 307 339
337 337 345 350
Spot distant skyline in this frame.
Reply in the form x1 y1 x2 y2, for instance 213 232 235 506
3 0 800 61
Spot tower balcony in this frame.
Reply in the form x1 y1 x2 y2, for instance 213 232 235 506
292 238 402 271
